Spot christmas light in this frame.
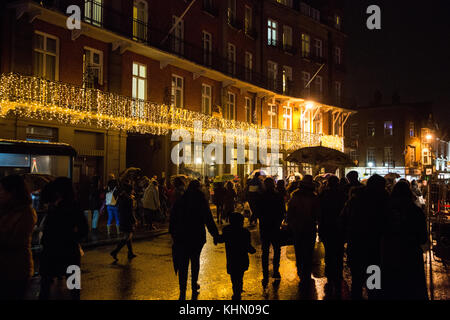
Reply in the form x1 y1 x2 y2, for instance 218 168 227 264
0 73 343 152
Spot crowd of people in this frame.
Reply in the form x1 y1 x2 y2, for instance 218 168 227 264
0 169 431 301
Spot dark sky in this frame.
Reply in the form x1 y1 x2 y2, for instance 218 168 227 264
344 0 450 130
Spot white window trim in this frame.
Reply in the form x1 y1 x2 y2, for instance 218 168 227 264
314 38 322 57
283 25 292 47
171 74 184 108
83 46 103 85
227 91 236 120
267 19 278 46
34 31 59 81
245 97 252 123
283 105 292 130
268 104 278 128
202 83 212 115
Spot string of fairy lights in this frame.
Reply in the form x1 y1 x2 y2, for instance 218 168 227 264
0 73 343 152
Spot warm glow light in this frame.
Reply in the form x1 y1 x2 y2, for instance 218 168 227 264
368 162 374 168
305 102 314 110
0 73 344 152
426 134 433 141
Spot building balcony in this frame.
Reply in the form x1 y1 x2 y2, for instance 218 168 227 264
0 73 344 152
244 26 258 40
283 44 297 55
202 1 218 17
226 15 243 31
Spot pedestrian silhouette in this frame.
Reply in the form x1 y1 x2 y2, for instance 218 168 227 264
217 212 256 300
110 183 137 262
169 180 219 300
223 181 236 223
258 177 285 287
382 181 428 300
0 175 37 300
212 181 226 224
287 175 320 287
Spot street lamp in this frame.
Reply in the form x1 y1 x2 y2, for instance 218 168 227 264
426 134 433 141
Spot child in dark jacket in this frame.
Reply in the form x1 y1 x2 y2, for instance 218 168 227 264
218 212 256 300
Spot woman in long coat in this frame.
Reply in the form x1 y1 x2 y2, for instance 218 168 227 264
169 180 219 300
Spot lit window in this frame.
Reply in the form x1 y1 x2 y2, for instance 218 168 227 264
301 33 310 57
132 62 147 117
283 106 292 130
267 19 278 46
83 47 103 87
335 15 341 30
268 104 278 128
245 97 252 123
202 84 212 115
171 75 184 108
84 0 103 27
367 147 376 166
384 121 393 136
282 66 292 95
227 92 236 120
33 32 59 81
384 147 393 166
244 6 252 34
409 122 415 137
367 122 376 137
133 0 148 42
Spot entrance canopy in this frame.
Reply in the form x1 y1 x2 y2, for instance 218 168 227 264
286 146 355 168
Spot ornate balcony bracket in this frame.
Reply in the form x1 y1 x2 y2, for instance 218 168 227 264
160 58 174 69
112 40 131 54
222 80 235 88
193 70 205 80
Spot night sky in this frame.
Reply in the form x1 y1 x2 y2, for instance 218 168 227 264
344 0 450 132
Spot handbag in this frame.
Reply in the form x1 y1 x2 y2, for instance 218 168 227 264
105 188 117 206
279 222 293 247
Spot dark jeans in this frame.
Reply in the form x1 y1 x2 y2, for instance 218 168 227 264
230 271 244 300
261 235 281 279
248 199 259 223
323 235 344 283
293 231 316 281
178 245 203 300
215 204 224 223
112 232 134 256
0 279 29 300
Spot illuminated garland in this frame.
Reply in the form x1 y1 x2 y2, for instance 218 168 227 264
0 73 343 152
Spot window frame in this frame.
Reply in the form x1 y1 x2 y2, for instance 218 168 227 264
283 105 292 130
171 74 184 108
227 91 236 120
33 31 59 81
83 46 103 86
268 104 278 129
301 33 311 58
245 97 252 123
202 31 212 66
227 43 236 75
202 84 212 115
267 19 278 46
133 0 148 42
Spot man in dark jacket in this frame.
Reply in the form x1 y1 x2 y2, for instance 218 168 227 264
341 174 389 300
170 180 219 300
246 172 263 225
258 178 285 287
319 176 347 295
287 175 320 286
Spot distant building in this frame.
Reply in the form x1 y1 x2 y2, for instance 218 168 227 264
344 101 444 180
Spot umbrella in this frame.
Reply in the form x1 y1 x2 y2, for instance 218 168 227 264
213 174 237 183
22 173 54 192
249 169 268 178
384 173 400 180
119 167 142 184
286 146 355 167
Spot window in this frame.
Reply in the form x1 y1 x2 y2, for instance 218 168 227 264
368 122 376 137
409 147 416 164
84 0 103 27
302 72 310 96
314 39 322 57
367 147 376 166
227 43 236 75
384 147 393 166
384 121 393 136
227 92 236 120
202 31 212 66
171 75 184 108
350 150 358 163
283 25 293 49
244 6 252 34
132 62 147 117
311 8 320 21
335 47 341 65
245 51 253 81
335 15 341 30
277 0 293 7
283 106 292 130
422 148 431 165
315 76 323 97
268 104 278 128
227 0 236 23
267 61 278 91
282 66 292 94
33 32 59 81
245 97 252 123
133 0 148 42
83 47 103 87
335 81 341 101
267 19 278 46
202 84 212 115
350 123 359 139
172 16 184 54
409 122 415 137
301 33 310 58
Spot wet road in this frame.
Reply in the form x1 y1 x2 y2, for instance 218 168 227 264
80 224 449 300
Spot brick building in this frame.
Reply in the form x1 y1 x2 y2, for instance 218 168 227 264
343 100 442 180
0 0 352 184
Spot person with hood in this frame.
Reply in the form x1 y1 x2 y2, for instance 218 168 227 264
341 174 389 300
39 177 88 300
382 181 428 300
318 176 347 295
169 180 219 300
258 177 286 287
287 175 320 286
0 175 37 300
110 183 137 261
142 179 160 230
217 212 256 300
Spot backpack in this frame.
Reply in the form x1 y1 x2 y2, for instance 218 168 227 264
105 188 117 206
